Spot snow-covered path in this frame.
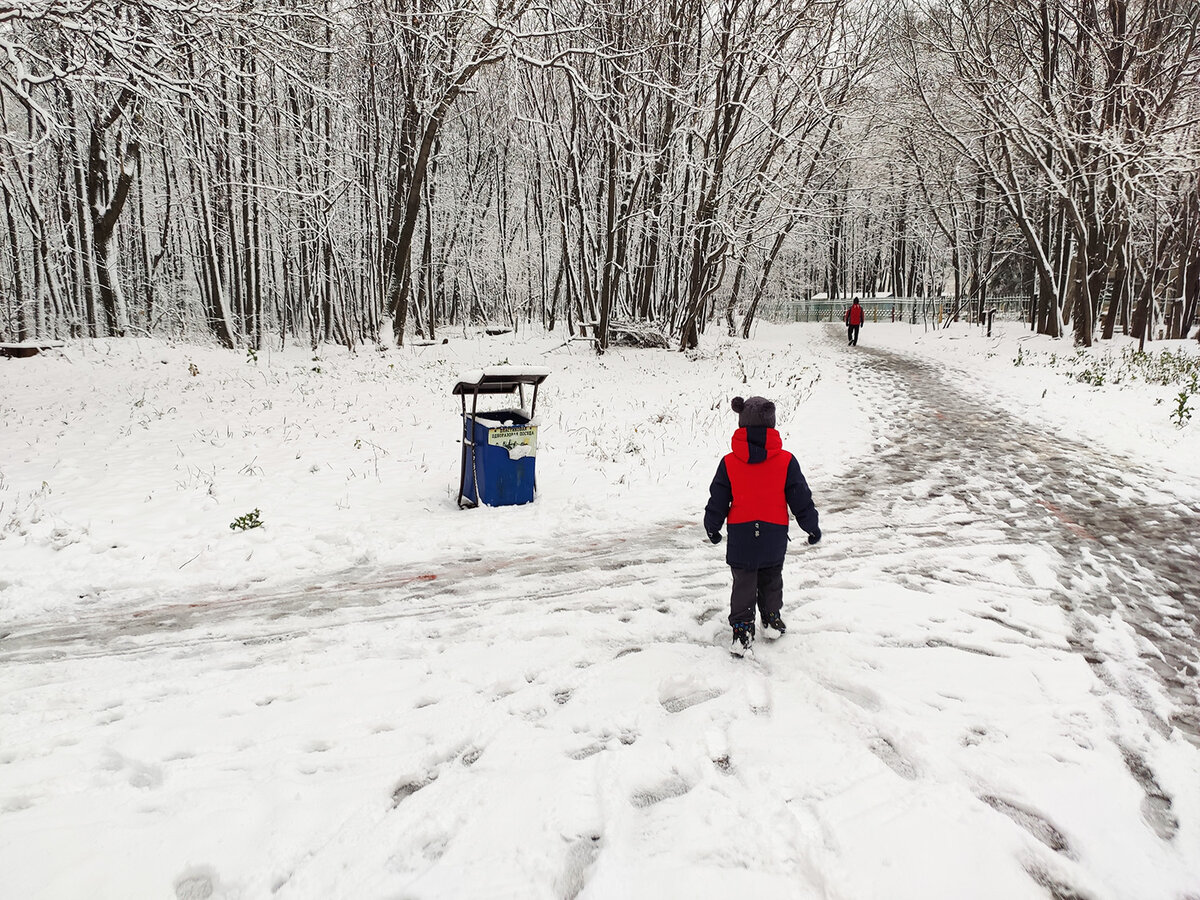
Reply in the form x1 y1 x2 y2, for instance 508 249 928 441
2 329 1198 899
838 336 1200 748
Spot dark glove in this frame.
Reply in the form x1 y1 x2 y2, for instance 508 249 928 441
807 529 821 545
708 531 722 545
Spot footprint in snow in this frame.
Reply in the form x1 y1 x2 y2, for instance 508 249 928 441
3 796 33 813
556 835 602 900
658 672 726 712
705 727 733 774
1023 865 1087 900
821 679 883 712
961 725 990 747
630 776 692 808
867 736 918 781
96 708 125 726
981 795 1070 854
391 773 437 808
660 688 723 713
174 867 218 900
101 748 163 790
422 833 450 862
568 743 606 761
745 676 771 716
1121 747 1179 841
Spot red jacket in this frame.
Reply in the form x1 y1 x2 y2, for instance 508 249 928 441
704 427 820 568
845 304 865 325
725 429 791 527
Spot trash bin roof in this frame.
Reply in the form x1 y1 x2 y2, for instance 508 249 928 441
453 366 551 396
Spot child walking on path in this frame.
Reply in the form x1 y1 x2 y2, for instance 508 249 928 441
704 396 821 656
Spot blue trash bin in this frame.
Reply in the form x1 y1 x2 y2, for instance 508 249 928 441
461 409 537 507
453 368 550 508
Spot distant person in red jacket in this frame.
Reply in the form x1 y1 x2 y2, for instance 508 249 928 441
704 396 820 657
844 298 864 345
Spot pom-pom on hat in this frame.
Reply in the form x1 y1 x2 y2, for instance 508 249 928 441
731 395 776 429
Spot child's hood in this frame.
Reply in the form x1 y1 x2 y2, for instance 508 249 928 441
730 426 783 464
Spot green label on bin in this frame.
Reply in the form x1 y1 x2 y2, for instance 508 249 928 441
487 425 537 459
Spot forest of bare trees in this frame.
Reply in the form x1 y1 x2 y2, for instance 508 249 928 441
1 0 1197 352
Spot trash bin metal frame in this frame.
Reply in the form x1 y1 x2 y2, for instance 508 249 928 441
453 367 550 509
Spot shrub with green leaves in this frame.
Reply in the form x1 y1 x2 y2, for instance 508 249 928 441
230 509 263 531
1171 392 1193 428
1020 345 1200 390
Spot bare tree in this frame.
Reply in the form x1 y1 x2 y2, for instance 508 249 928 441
894 0 1200 345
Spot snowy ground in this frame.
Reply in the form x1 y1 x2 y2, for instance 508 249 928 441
1 321 1198 899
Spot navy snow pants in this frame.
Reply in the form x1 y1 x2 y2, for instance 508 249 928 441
728 564 783 627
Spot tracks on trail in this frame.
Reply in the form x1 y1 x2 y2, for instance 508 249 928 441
0 523 707 663
836 329 1200 746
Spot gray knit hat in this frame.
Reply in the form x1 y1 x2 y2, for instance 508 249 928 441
731 395 776 429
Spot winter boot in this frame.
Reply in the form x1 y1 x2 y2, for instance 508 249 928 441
761 611 786 640
730 621 755 657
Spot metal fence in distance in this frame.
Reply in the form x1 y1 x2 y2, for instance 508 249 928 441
756 296 1033 326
